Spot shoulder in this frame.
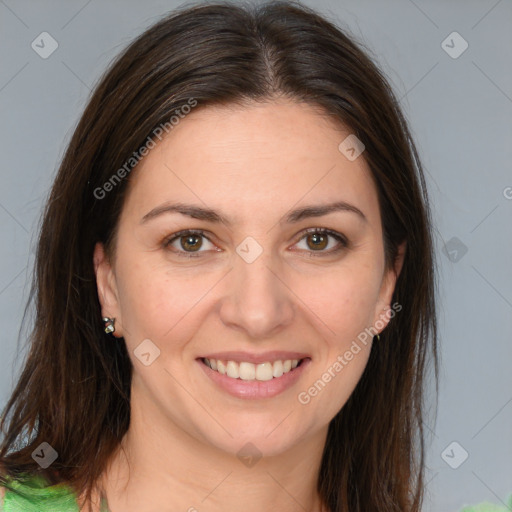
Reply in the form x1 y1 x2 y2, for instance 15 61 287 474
0 463 6 508
0 471 80 511
458 493 512 512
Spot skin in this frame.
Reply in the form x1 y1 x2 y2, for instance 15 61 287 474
92 98 405 512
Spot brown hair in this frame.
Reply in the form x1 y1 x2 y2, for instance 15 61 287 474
0 1 438 511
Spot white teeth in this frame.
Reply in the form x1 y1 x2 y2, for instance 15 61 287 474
239 362 255 380
217 360 226 375
255 362 273 381
272 360 283 378
204 358 303 381
226 361 239 379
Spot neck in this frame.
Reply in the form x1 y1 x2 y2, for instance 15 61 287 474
95 388 329 512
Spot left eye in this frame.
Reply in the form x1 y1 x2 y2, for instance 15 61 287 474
164 228 347 258
293 228 347 255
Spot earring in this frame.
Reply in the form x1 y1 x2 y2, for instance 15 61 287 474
375 333 380 341
103 317 115 334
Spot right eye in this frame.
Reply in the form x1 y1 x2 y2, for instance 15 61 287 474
163 229 217 258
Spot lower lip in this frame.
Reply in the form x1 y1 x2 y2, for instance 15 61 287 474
197 357 311 399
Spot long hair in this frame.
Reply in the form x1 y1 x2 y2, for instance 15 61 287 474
0 2 438 511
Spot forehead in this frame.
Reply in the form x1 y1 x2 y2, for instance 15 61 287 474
121 100 379 227
158 99 351 164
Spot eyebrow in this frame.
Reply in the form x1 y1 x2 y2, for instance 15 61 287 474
140 200 367 226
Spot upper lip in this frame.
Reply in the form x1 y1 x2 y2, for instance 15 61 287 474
198 351 311 364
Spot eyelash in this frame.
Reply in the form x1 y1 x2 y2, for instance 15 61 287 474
163 228 348 259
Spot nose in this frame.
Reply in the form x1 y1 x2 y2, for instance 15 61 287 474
218 247 295 339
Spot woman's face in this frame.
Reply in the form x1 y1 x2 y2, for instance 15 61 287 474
94 99 403 458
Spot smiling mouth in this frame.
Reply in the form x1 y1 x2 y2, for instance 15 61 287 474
200 357 309 381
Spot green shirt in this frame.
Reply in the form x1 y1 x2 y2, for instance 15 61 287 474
0 473 109 512
458 494 512 512
1 473 511 511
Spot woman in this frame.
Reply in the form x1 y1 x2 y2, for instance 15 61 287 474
0 1 443 511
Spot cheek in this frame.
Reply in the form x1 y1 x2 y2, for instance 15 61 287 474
291 260 383 340
115 256 206 343
320 345 371 420
297 323 372 424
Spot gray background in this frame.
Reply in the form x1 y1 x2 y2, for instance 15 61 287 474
0 0 511 511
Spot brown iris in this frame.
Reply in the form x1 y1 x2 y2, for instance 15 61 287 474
180 234 203 252
306 232 328 251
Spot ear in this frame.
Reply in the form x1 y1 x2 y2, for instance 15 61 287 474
93 242 123 338
372 241 406 332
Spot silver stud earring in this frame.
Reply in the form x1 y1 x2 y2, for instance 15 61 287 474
103 317 115 334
